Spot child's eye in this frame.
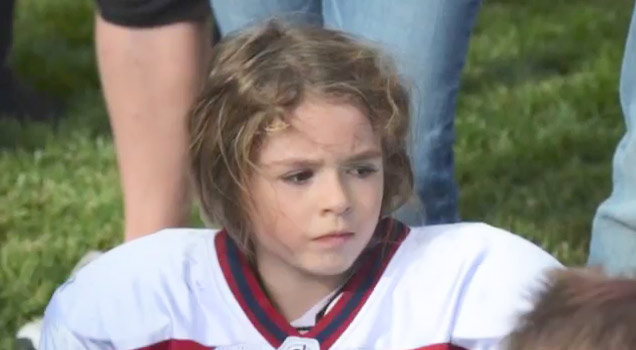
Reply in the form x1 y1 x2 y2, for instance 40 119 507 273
282 170 314 184
348 166 378 178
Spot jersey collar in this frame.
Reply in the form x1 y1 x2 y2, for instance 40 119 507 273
215 217 409 349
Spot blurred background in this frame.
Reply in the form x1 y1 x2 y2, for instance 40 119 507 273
0 0 633 347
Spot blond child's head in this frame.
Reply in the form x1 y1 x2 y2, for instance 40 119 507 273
189 21 412 277
505 268 636 350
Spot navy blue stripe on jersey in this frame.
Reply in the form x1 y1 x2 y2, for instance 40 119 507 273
311 219 394 343
222 234 288 345
315 257 381 342
318 219 410 348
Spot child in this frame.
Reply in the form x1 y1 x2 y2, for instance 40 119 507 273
40 21 561 350
505 268 636 350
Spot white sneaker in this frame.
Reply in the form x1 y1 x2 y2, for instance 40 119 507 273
15 318 42 350
15 251 103 350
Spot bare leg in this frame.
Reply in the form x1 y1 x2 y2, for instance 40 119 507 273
95 15 211 240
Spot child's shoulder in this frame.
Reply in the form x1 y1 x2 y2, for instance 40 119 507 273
43 227 220 344
73 227 219 283
404 221 558 269
395 222 561 343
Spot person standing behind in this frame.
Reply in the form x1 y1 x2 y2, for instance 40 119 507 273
94 0 213 242
67 0 213 277
589 3 636 275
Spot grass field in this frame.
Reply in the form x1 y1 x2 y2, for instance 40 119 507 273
0 0 633 347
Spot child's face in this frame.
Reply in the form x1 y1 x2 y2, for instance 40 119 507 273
248 98 384 279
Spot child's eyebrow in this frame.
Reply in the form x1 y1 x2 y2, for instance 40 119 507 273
345 149 383 162
263 148 383 167
264 159 323 168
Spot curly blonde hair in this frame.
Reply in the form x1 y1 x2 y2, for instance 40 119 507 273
189 21 412 253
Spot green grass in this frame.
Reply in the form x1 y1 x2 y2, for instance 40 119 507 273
457 0 631 263
0 0 633 347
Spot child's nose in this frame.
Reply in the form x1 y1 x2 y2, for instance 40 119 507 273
321 173 351 216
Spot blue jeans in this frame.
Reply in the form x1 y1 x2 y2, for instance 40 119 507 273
588 4 636 275
210 0 481 225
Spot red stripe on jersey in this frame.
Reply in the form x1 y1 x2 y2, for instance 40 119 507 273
215 232 282 345
410 344 467 350
136 339 213 350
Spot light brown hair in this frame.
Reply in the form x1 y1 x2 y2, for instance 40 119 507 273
189 21 413 253
505 267 636 350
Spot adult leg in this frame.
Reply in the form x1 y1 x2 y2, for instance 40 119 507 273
322 0 481 225
210 0 321 35
95 0 211 241
588 4 636 275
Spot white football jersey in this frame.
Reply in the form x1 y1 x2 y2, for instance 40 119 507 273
40 218 561 350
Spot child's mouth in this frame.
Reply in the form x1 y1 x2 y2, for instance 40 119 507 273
312 232 355 246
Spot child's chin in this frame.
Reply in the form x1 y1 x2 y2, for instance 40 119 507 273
303 258 356 278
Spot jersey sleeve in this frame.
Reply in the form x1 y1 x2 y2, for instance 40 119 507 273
449 225 562 350
39 286 115 350
37 228 217 350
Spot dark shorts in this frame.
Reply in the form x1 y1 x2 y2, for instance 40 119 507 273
95 0 211 27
